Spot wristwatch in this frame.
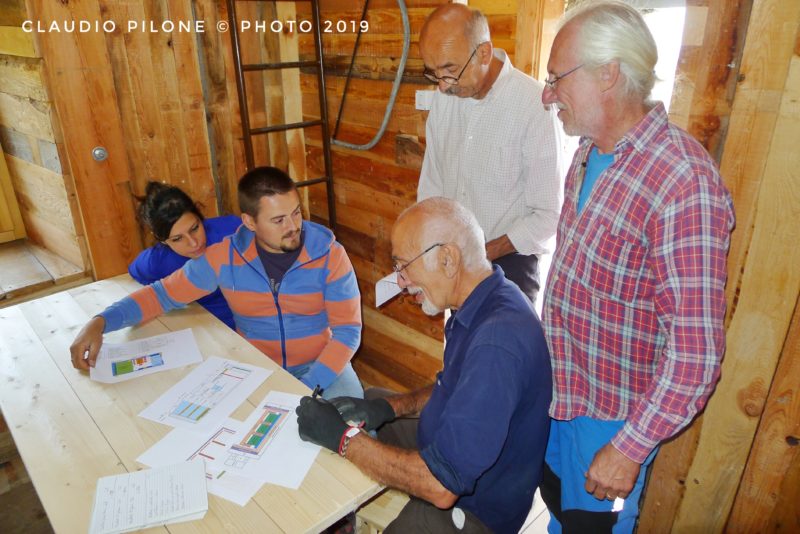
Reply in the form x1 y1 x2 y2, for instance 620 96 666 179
338 426 362 458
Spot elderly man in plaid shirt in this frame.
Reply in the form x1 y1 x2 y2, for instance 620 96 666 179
539 2 735 533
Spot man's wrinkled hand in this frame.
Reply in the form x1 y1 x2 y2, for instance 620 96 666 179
329 396 395 431
295 396 349 453
584 442 641 501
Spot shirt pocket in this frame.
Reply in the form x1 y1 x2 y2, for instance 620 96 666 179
575 225 647 304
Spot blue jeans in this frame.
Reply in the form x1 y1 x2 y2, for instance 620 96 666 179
287 362 364 400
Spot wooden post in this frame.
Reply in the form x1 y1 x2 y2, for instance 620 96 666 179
29 0 139 279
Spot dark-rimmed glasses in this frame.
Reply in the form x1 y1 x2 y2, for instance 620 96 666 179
393 243 444 277
423 46 480 86
544 64 583 90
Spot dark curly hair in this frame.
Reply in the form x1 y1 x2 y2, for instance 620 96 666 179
137 181 204 242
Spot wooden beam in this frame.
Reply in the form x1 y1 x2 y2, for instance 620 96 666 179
276 2 308 185
512 0 563 80
727 289 800 531
514 0 544 77
671 4 800 529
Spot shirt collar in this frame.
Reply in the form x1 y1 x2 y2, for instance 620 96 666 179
451 266 506 329
474 48 513 105
617 102 668 154
576 101 668 159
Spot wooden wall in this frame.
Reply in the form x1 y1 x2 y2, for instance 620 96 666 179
293 0 550 391
0 0 85 267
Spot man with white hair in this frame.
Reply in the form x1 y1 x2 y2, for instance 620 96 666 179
296 197 552 533
417 3 564 303
539 1 735 532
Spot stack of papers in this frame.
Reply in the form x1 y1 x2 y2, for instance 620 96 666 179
90 329 321 515
138 391 320 506
88 460 208 534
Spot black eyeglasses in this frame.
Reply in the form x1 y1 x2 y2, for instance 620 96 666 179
423 46 480 86
393 243 444 277
544 64 583 90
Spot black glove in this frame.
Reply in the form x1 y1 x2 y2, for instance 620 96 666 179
296 396 349 453
329 396 395 431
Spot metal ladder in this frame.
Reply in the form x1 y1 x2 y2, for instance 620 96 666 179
226 0 337 229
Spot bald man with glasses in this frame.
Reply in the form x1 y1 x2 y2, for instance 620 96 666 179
417 3 565 304
296 198 552 533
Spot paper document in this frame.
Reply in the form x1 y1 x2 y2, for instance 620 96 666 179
88 460 208 534
138 419 262 506
90 328 202 383
207 391 320 489
375 271 402 307
139 356 271 431
139 392 319 499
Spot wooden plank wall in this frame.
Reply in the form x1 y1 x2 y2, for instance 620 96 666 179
292 0 528 390
0 0 85 267
26 0 312 275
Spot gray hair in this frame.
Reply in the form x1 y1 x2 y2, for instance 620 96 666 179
561 0 657 100
399 197 489 273
465 9 491 48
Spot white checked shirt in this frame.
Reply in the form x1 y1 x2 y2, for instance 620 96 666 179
418 49 564 256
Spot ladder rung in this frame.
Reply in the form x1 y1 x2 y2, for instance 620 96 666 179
295 176 330 188
243 61 318 72
249 120 323 135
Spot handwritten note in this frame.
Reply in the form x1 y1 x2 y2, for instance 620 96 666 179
88 460 208 534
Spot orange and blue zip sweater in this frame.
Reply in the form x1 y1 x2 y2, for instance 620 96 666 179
99 220 362 390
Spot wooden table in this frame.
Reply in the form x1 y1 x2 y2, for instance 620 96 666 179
0 275 381 533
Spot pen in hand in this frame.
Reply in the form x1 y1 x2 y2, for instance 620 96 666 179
311 384 322 399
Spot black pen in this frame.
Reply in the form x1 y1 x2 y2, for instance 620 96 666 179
311 384 322 399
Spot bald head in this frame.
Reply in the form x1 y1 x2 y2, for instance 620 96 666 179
420 4 489 50
392 197 488 273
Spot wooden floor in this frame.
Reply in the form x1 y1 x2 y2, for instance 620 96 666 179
0 414 52 534
0 239 89 308
520 489 550 533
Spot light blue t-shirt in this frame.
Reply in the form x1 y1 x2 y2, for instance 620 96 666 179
577 146 614 214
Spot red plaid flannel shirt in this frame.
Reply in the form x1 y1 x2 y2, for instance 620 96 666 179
542 104 735 463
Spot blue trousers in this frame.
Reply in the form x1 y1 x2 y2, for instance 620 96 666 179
542 417 656 534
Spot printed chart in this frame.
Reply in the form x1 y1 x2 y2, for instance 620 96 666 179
111 352 164 376
90 328 202 384
139 356 271 431
169 364 253 424
226 404 289 469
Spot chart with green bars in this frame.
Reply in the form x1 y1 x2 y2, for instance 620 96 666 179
111 352 164 376
169 363 253 424
230 405 289 458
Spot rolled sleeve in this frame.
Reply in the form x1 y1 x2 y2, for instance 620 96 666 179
420 344 524 495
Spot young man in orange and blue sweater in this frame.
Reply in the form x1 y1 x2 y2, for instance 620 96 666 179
70 166 363 399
